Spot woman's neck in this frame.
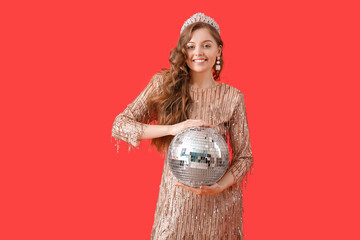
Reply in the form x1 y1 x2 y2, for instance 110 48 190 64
189 71 216 89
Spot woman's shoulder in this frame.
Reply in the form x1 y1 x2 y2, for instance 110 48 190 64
221 82 244 99
148 72 166 91
151 71 167 86
150 72 162 82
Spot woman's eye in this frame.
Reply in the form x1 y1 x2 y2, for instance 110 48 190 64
187 45 211 49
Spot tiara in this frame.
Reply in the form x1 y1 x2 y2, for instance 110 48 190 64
180 12 220 35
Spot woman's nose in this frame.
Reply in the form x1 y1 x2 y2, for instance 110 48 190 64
194 46 204 56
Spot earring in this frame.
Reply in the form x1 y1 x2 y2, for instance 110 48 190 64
215 56 221 70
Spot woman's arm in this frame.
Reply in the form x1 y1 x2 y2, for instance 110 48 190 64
139 119 212 140
227 91 254 188
139 124 171 140
217 171 236 190
175 169 235 195
111 73 162 150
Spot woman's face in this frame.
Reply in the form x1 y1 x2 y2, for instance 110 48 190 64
185 28 222 74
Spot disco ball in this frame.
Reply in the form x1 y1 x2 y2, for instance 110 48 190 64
167 126 229 188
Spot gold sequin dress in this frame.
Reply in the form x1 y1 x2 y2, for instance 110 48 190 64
111 73 254 240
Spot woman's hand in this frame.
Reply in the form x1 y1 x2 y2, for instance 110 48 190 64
175 181 225 195
169 119 213 136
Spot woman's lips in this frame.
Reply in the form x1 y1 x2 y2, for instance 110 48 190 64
193 59 207 63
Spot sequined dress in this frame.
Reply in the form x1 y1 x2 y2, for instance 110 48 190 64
111 73 254 240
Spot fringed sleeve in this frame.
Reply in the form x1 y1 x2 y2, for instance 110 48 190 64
111 73 162 152
227 91 254 188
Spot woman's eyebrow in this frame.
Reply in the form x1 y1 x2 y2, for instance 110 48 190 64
187 40 213 43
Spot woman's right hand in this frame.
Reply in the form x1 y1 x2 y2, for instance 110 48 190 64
169 119 213 136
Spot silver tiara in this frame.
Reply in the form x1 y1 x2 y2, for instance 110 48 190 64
180 12 220 35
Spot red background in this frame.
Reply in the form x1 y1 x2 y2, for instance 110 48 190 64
1 0 359 239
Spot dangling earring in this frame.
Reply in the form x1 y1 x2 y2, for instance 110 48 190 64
215 56 221 70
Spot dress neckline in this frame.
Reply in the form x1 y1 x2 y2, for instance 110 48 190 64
189 81 222 92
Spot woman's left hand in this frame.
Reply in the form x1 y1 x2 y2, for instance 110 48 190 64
175 181 225 195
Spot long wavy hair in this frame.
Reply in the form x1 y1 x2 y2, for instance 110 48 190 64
147 21 224 154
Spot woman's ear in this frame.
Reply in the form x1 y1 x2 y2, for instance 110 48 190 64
218 45 223 57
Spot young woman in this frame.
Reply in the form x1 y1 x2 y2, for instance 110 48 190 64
112 12 254 240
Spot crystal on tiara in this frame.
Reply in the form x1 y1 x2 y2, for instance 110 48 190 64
180 12 220 35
